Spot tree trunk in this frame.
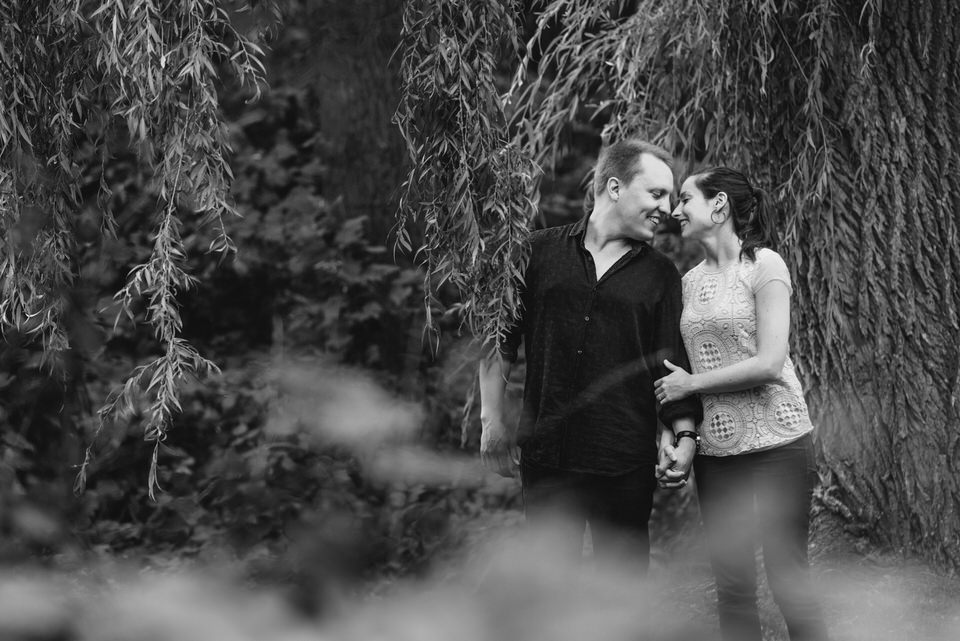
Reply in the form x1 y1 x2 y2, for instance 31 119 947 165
788 0 960 567
270 0 407 242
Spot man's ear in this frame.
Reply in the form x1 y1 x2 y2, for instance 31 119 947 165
607 176 621 202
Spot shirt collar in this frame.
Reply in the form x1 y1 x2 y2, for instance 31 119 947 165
569 213 648 255
568 214 589 237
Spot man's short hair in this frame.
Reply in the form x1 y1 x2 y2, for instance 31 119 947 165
592 139 674 198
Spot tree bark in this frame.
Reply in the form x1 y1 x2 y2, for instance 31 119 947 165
788 0 960 567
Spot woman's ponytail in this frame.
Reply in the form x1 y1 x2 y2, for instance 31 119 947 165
742 186 778 260
693 168 778 261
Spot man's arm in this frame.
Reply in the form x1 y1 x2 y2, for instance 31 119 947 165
479 352 520 477
650 265 701 489
652 265 704 429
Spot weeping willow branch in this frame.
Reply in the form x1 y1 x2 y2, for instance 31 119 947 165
0 1 86 369
0 0 272 498
394 0 536 352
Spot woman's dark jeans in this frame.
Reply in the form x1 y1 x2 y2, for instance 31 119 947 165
694 434 829 641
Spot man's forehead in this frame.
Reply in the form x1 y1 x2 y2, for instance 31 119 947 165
636 154 675 190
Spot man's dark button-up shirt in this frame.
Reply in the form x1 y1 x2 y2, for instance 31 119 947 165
500 218 703 475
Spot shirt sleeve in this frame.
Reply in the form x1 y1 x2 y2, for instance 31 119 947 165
653 264 704 427
498 234 536 363
752 248 792 294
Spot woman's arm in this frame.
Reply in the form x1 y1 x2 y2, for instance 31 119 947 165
655 280 790 401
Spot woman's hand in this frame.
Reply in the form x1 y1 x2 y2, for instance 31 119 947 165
654 359 696 403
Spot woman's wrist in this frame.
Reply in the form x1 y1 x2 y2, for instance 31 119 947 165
688 373 703 395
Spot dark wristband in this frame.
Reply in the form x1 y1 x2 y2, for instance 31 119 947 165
674 430 701 451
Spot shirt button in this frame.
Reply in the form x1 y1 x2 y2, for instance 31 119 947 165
584 315 590 321
576 349 583 355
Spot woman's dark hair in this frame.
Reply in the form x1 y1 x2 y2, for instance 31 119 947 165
693 167 779 261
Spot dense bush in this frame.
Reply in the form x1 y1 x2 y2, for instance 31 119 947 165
1 60 510 583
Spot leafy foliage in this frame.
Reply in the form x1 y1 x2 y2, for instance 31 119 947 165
182 85 424 373
394 0 537 351
2 1 497 581
0 1 274 497
43 66 495 571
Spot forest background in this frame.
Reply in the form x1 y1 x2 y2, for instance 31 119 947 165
2 1 960 640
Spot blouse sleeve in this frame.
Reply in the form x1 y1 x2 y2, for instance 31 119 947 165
752 248 792 294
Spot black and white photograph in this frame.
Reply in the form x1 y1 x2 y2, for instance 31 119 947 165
1 1 959 639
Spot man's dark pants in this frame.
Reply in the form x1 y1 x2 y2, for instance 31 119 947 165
520 456 657 572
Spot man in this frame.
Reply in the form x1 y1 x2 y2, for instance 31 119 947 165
479 139 702 571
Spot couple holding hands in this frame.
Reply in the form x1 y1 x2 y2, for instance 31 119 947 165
479 139 828 641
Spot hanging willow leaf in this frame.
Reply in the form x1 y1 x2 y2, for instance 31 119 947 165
0 0 273 499
394 0 537 354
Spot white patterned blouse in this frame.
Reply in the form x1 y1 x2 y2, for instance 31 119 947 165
680 248 814 456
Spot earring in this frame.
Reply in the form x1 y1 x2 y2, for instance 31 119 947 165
711 208 725 224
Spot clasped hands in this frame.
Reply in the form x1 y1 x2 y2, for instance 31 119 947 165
655 359 696 489
656 438 695 490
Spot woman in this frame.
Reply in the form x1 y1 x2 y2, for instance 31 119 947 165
654 167 828 641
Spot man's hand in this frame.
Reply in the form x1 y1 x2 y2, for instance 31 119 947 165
480 416 520 478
